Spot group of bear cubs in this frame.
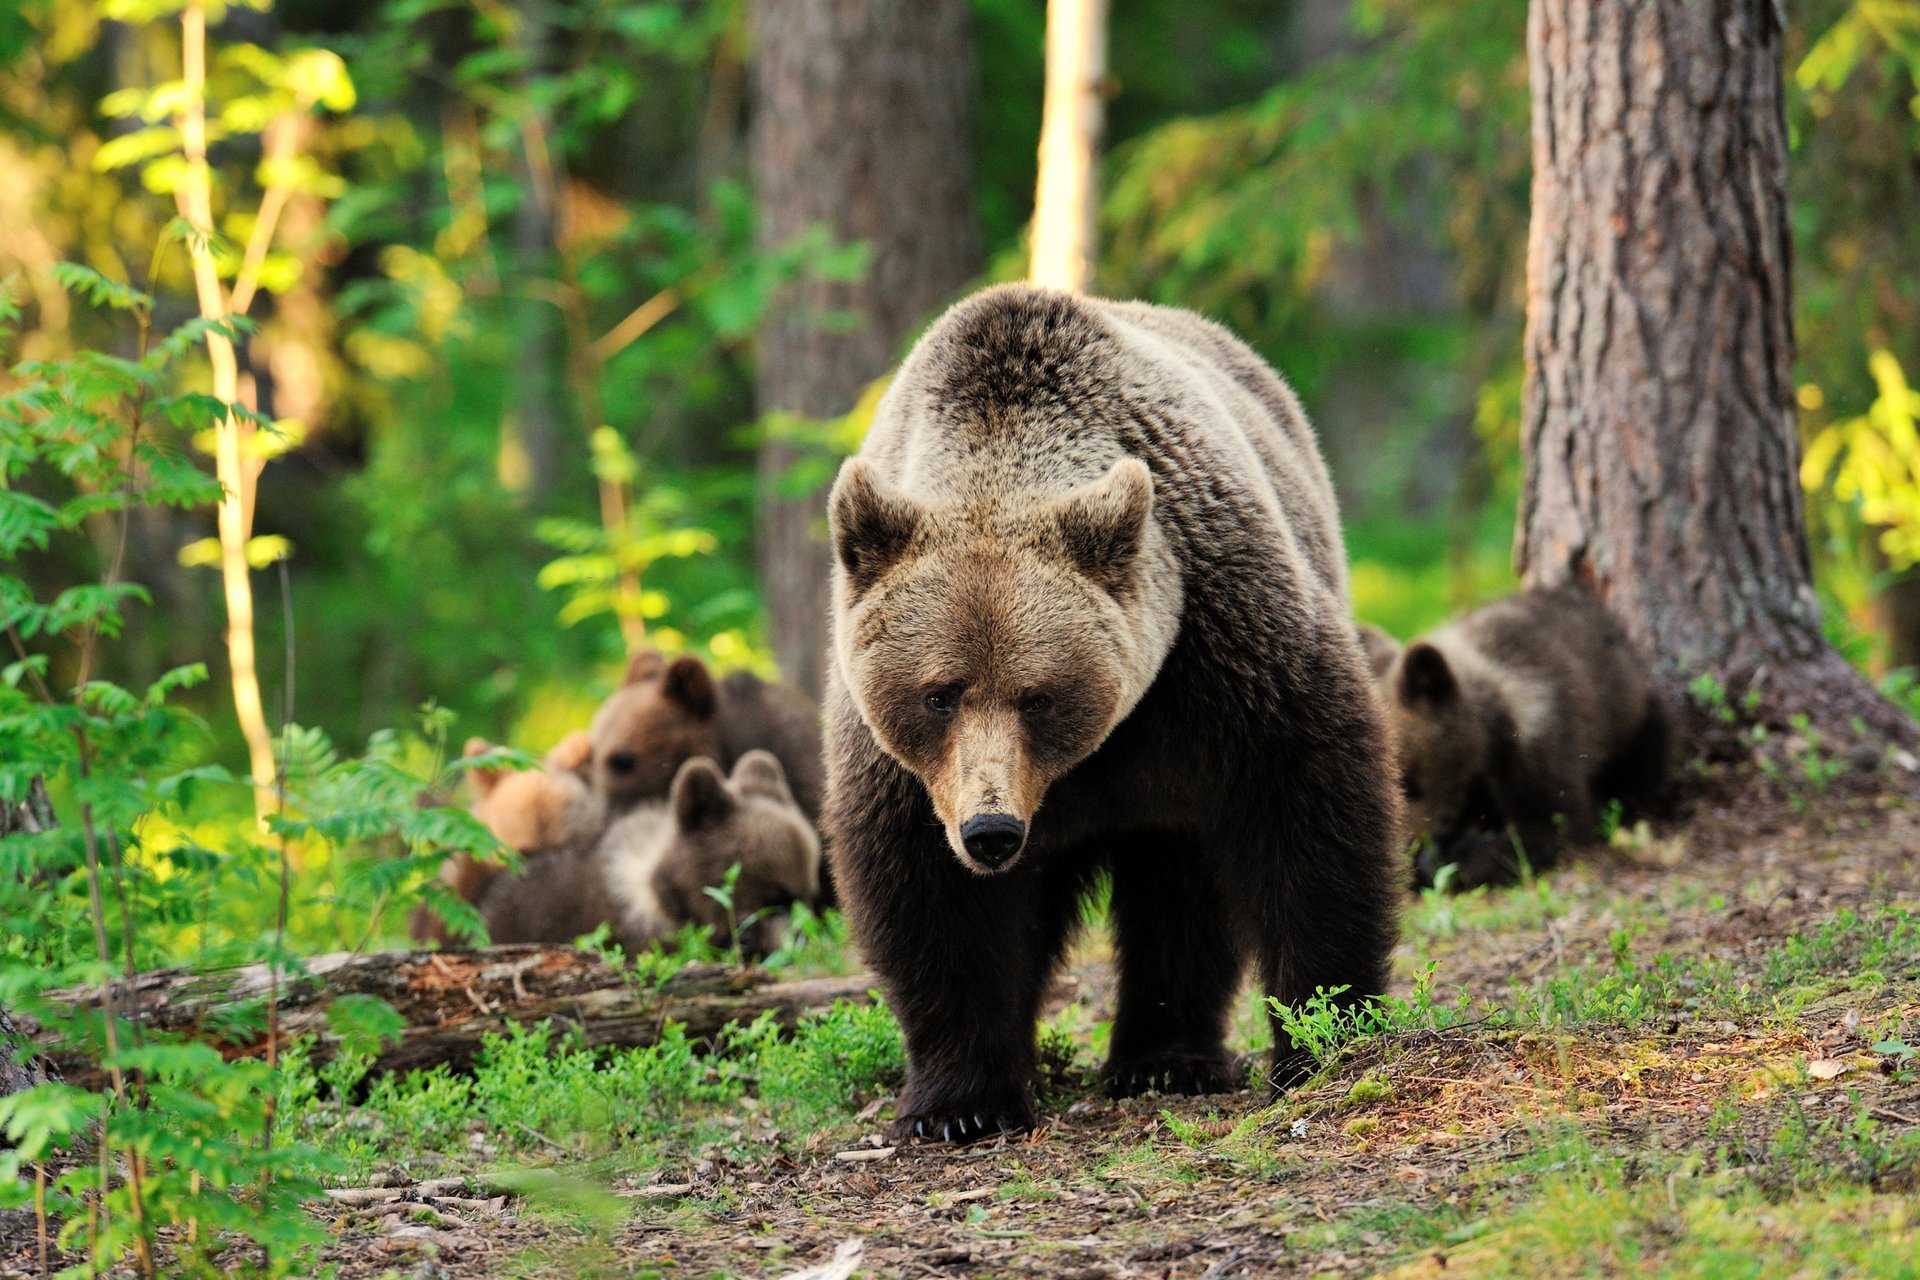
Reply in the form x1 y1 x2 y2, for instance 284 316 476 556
422 286 1671 1143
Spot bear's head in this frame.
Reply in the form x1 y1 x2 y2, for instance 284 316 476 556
588 650 725 815
650 751 821 959
1378 640 1501 846
829 454 1168 874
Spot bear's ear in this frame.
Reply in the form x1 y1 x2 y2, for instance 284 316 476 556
464 738 504 798
1054 457 1153 594
545 730 593 775
671 757 734 831
829 458 922 595
623 650 667 685
662 654 718 718
729 749 794 805
1398 641 1457 706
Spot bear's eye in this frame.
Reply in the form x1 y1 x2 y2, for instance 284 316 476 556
608 751 639 776
923 685 962 717
1019 692 1054 718
1402 774 1422 802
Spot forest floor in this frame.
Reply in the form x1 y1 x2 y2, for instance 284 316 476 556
7 758 1919 1278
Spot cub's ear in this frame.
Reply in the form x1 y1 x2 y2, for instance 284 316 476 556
1054 457 1153 594
670 757 734 831
729 749 794 805
662 654 718 718
464 738 504 798
545 730 593 776
829 458 922 595
623 649 667 685
1398 641 1457 705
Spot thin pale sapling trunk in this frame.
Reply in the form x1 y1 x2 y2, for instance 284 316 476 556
174 3 315 812
1029 0 1109 292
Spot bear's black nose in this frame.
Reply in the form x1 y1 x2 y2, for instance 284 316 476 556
960 814 1026 867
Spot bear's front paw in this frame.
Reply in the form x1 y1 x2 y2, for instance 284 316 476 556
890 1083 1034 1145
1102 1048 1243 1099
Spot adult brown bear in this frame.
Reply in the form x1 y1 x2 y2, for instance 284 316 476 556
823 285 1402 1143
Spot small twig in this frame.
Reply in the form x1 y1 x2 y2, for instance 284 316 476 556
1868 1105 1920 1126
508 1117 568 1152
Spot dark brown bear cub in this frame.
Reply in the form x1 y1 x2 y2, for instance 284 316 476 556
588 650 824 822
1376 585 1670 889
824 285 1401 1144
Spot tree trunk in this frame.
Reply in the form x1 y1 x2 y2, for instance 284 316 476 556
750 0 983 700
1517 0 1912 743
1029 0 1108 292
34 948 877 1089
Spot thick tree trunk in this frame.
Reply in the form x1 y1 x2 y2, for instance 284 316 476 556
34 948 876 1089
750 0 983 700
1517 0 1912 743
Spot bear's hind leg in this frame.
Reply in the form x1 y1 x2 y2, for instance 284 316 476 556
1103 833 1245 1098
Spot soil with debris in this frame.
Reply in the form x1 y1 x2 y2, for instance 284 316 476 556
7 764 1918 1278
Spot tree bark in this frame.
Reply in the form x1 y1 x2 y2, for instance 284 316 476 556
750 0 983 700
1517 0 1912 742
34 948 877 1089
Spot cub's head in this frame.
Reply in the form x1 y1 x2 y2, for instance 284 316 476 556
651 751 822 959
588 651 724 814
1377 641 1495 846
828 455 1162 874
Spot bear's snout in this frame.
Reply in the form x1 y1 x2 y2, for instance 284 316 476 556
959 813 1026 869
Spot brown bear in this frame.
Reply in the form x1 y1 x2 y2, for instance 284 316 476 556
1375 584 1670 889
1355 623 1403 678
602 750 822 959
476 752 820 959
409 733 604 944
587 650 824 822
822 284 1402 1143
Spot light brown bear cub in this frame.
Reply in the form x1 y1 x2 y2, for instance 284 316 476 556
824 284 1401 1144
474 751 820 959
410 734 603 944
1376 585 1670 889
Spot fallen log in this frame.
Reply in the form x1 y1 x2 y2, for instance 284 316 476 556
34 947 879 1090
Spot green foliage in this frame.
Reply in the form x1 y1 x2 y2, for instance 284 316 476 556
1268 964 1475 1071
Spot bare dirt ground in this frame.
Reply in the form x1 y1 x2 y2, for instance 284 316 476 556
307 767 1920 1279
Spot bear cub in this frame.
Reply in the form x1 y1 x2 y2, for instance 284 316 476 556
474 751 819 959
588 650 824 822
1373 585 1670 888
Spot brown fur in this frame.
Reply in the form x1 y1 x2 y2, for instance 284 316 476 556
409 733 603 945
1356 623 1403 679
1376 585 1671 888
824 285 1402 1143
475 752 820 958
602 751 822 959
587 652 825 822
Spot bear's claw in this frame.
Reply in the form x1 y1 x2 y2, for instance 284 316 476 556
1102 1050 1243 1099
896 1101 1032 1145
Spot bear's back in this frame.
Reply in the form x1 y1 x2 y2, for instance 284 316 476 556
1452 586 1654 762
869 284 1347 604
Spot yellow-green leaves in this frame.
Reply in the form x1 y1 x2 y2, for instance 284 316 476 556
1803 351 1920 569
